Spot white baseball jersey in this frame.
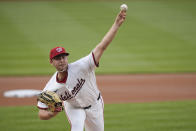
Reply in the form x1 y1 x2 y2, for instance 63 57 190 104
37 52 100 109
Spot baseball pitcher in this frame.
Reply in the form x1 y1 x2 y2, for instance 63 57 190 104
37 10 127 131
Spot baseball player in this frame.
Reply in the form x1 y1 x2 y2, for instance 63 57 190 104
37 10 126 131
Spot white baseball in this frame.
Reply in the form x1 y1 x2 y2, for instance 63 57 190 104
120 4 128 11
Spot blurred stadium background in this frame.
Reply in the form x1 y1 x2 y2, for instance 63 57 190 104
0 0 196 75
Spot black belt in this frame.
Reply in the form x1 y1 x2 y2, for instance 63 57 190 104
83 93 101 110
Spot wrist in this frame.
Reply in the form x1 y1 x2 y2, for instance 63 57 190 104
113 22 120 30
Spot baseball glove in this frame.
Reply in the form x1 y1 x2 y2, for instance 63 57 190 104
37 90 63 112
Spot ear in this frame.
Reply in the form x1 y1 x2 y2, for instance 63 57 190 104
50 59 53 65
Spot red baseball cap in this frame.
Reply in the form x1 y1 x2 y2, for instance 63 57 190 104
50 47 69 61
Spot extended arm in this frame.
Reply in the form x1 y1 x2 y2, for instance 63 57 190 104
38 109 59 120
93 10 126 64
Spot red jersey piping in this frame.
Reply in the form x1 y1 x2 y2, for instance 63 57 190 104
92 52 99 67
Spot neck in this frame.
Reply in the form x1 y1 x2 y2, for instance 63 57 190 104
57 68 68 81
57 71 67 82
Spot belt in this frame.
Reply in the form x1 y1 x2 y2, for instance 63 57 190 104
83 93 101 110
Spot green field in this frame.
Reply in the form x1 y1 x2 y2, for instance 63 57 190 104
0 101 196 131
0 0 196 75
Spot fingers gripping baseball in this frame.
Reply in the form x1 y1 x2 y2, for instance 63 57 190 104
37 90 63 112
115 10 127 27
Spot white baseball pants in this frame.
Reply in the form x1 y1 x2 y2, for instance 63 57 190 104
64 97 104 131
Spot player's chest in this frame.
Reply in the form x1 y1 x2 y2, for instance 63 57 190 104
56 74 86 101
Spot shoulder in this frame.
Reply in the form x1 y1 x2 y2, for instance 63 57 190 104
70 54 90 66
71 52 98 68
44 72 62 92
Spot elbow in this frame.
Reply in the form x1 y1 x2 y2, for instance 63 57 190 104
38 110 51 120
97 44 107 52
39 116 45 120
101 46 107 51
39 113 50 120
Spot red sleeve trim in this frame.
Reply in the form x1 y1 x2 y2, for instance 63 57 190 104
92 52 99 67
37 106 48 110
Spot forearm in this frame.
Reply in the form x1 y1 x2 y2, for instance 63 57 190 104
93 23 120 63
93 11 126 63
98 23 120 50
39 109 59 120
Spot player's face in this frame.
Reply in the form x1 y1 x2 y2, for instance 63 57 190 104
51 54 68 72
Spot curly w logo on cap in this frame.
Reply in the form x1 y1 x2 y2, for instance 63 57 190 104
56 47 63 53
50 47 69 61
